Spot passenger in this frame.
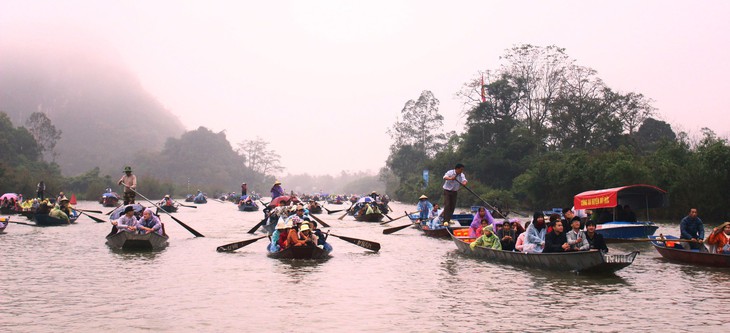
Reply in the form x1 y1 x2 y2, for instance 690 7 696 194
311 220 333 252
523 212 547 253
515 221 531 252
497 220 516 251
562 208 583 230
584 220 608 252
287 218 313 247
269 218 288 252
544 220 570 253
430 204 441 222
705 222 730 254
512 219 526 238
57 197 73 218
49 203 71 224
111 206 139 233
161 195 174 206
469 225 502 251
468 206 495 238
546 213 561 233
566 219 590 251
416 195 433 223
36 201 52 215
679 208 705 250
137 208 163 235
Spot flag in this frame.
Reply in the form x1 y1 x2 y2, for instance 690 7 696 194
480 74 486 103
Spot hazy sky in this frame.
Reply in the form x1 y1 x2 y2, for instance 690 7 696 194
2 1 729 176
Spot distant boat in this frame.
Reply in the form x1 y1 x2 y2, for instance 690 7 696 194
267 245 331 260
106 231 169 251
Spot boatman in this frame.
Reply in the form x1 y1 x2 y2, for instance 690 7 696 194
679 208 704 250
440 163 467 224
241 182 247 197
271 181 284 200
118 166 137 205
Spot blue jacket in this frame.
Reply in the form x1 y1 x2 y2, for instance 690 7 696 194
680 216 704 239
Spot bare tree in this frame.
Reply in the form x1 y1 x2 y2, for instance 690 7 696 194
237 137 283 176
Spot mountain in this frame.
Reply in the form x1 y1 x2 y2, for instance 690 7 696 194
0 36 184 176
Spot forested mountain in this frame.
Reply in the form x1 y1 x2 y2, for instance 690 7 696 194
0 39 184 176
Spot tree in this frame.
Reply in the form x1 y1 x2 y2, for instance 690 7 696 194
634 117 676 152
387 90 447 159
610 92 655 135
237 137 283 177
25 112 62 162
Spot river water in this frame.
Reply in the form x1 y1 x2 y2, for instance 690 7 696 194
2 200 728 332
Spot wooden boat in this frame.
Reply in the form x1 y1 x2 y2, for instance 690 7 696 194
158 204 178 213
450 230 638 274
267 244 331 259
649 235 730 267
34 213 79 226
417 224 469 238
354 211 384 222
193 196 207 204
106 231 169 251
238 201 259 211
574 184 666 241
100 192 120 207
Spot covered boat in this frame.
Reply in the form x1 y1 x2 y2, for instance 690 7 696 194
267 245 332 260
450 230 638 274
649 235 730 267
574 184 664 240
109 204 146 220
106 231 169 251
100 192 120 207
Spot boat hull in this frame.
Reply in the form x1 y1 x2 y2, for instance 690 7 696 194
159 205 178 213
596 222 659 241
267 245 331 259
106 231 169 251
650 235 730 267
354 212 384 222
238 203 259 211
34 214 77 226
451 232 637 273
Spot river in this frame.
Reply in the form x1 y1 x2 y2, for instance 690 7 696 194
1 200 728 332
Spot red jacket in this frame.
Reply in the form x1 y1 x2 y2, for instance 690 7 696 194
706 231 730 253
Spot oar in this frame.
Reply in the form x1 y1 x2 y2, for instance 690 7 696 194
379 211 417 225
308 213 331 228
461 184 510 219
247 217 268 234
76 208 103 214
323 207 344 215
337 203 354 220
216 235 268 252
329 233 380 252
175 201 197 209
8 220 39 227
124 186 205 237
382 222 417 235
612 237 704 243
105 208 116 215
259 199 270 207
71 208 105 223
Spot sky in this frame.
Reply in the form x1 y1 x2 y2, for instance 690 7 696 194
1 0 729 176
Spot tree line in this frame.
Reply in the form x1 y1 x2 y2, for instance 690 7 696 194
383 44 730 222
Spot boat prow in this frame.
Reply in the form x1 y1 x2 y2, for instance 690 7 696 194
106 232 169 251
267 245 331 260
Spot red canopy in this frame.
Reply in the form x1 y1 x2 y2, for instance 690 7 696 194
573 184 668 210
268 196 301 207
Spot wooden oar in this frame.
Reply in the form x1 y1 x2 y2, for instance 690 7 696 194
8 220 39 227
71 208 105 223
105 208 116 215
383 222 417 235
175 201 197 209
611 237 704 243
379 211 417 225
308 213 331 228
323 207 344 215
461 184 511 218
216 235 268 252
337 203 354 220
247 217 268 234
75 208 103 214
329 233 380 252
125 186 205 237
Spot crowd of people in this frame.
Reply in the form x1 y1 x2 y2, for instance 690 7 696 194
264 200 332 253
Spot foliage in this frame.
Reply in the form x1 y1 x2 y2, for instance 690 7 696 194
25 112 62 162
237 136 283 177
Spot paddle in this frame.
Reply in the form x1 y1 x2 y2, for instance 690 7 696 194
175 201 197 209
8 220 39 227
71 208 105 223
307 213 331 228
379 211 417 225
75 208 103 214
105 208 116 215
461 184 511 219
382 222 417 235
216 235 268 252
323 207 344 215
124 186 205 237
337 203 354 220
329 233 380 252
614 237 704 243
247 217 268 234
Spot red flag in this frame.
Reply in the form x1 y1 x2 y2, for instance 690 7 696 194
480 74 486 103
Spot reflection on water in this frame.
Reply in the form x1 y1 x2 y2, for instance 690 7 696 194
1 201 729 332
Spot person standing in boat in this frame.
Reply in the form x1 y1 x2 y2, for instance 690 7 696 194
544 220 570 253
705 222 730 254
440 163 467 224
679 208 704 250
523 212 547 253
137 208 163 235
37 181 46 200
111 205 139 233
241 183 247 197
584 220 608 252
416 195 433 223
118 166 137 205
270 181 284 200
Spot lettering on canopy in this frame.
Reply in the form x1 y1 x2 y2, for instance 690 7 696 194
574 191 618 210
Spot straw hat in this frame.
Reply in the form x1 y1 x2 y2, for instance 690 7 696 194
300 223 310 232
419 195 428 200
274 180 281 185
